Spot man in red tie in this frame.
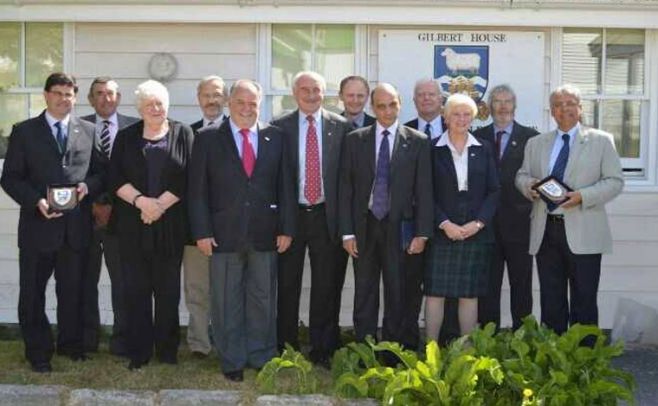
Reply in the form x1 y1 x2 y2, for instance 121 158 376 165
187 79 295 382
271 71 352 368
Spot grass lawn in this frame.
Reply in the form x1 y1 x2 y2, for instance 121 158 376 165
0 338 335 398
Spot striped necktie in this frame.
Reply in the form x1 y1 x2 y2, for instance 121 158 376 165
100 120 111 158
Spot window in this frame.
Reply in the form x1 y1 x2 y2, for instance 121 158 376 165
562 28 647 174
0 22 63 158
267 24 356 118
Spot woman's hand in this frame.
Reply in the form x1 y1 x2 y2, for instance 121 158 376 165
442 221 467 241
136 196 164 224
461 221 482 239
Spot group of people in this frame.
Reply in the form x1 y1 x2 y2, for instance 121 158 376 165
1 69 623 380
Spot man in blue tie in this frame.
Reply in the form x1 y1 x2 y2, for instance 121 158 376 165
339 83 433 358
516 84 624 344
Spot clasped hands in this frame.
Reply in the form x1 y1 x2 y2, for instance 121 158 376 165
136 196 165 225
441 220 481 241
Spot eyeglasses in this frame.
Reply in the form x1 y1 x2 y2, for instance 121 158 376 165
551 101 580 109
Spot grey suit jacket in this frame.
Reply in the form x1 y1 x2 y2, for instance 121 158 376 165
271 108 351 242
515 126 624 255
81 112 139 133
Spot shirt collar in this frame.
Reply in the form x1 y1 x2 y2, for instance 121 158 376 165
436 132 481 149
203 114 224 127
555 122 580 144
493 121 514 135
299 109 322 126
229 118 257 136
45 111 70 128
96 112 117 127
376 120 399 137
418 115 442 130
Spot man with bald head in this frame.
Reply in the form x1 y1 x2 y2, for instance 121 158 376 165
405 78 446 140
188 79 295 381
339 83 432 355
272 71 351 368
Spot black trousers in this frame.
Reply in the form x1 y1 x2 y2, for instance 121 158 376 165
277 205 339 360
331 246 349 347
82 226 127 354
18 244 85 365
536 217 601 340
121 245 183 364
353 213 423 350
479 227 533 330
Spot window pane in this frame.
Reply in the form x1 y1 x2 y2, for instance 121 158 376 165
314 25 355 92
272 25 312 91
0 93 28 159
562 28 602 94
25 23 63 88
29 92 46 117
579 99 599 129
601 99 641 158
0 22 21 89
605 29 644 95
271 95 342 118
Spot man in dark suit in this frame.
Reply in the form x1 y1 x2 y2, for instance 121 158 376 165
404 78 447 140
185 75 227 358
1 72 105 373
474 84 539 331
339 75 375 129
339 83 432 355
188 79 295 382
272 71 351 367
81 77 138 355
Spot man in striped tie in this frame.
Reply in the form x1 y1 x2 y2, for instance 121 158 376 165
81 77 138 356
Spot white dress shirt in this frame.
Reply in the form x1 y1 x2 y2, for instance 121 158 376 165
436 132 482 191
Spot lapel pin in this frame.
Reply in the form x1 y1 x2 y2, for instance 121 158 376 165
264 136 270 141
470 153 475 157
512 140 517 146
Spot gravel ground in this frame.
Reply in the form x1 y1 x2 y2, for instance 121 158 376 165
611 344 658 405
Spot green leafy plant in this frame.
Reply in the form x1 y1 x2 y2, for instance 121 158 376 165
256 344 318 395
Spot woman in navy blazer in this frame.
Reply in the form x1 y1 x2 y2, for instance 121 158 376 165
424 93 500 342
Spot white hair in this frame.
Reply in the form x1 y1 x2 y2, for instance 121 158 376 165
550 84 582 106
292 71 326 92
135 80 170 112
197 75 225 95
443 93 478 117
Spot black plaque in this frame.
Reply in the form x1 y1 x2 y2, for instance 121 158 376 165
532 176 572 206
47 183 78 212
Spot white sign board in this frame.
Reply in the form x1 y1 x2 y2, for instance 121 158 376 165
379 30 545 131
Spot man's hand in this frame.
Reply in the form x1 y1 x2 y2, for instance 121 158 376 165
343 237 359 258
561 190 583 209
37 198 63 219
407 237 426 255
77 182 89 202
442 221 467 241
196 237 217 256
136 196 164 224
528 178 540 200
276 235 292 253
92 202 112 228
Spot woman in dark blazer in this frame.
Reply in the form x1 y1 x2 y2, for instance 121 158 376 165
109 80 193 370
424 93 500 341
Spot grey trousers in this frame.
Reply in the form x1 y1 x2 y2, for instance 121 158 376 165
183 245 211 354
210 248 277 373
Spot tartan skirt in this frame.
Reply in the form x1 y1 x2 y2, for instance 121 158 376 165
424 238 493 298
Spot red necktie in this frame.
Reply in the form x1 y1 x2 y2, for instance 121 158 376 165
304 115 321 204
240 128 255 177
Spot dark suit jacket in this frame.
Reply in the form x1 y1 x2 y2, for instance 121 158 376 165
431 135 500 245
109 119 194 253
404 117 447 136
1 111 105 252
473 121 538 243
341 111 376 129
271 109 351 242
187 120 295 253
339 124 433 250
190 115 226 134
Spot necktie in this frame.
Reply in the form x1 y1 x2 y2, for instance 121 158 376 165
207 120 214 127
547 133 571 211
424 122 432 138
304 115 321 205
352 120 359 130
240 128 256 177
100 120 111 158
372 130 390 220
495 130 505 162
54 121 66 153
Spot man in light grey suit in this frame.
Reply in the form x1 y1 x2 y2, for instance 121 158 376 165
515 84 623 343
81 77 139 355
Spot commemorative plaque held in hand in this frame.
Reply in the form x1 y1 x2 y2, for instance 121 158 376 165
532 175 572 206
47 184 78 212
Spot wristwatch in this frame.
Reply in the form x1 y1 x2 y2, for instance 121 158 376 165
475 220 484 230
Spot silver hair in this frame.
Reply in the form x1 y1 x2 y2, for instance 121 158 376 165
292 71 327 92
197 75 225 95
443 93 478 117
550 84 582 106
229 79 263 99
413 78 442 98
134 80 169 112
487 84 517 109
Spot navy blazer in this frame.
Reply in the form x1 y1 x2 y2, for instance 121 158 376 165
431 134 500 244
187 120 295 253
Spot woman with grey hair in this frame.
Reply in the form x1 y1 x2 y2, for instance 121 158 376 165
424 93 500 341
109 80 194 370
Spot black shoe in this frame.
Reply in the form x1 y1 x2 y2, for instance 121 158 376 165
191 351 207 359
223 370 244 382
31 362 52 373
70 353 90 362
128 360 143 371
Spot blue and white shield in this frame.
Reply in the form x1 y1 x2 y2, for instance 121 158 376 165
434 45 489 102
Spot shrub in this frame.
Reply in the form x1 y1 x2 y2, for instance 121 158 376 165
256 344 318 395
